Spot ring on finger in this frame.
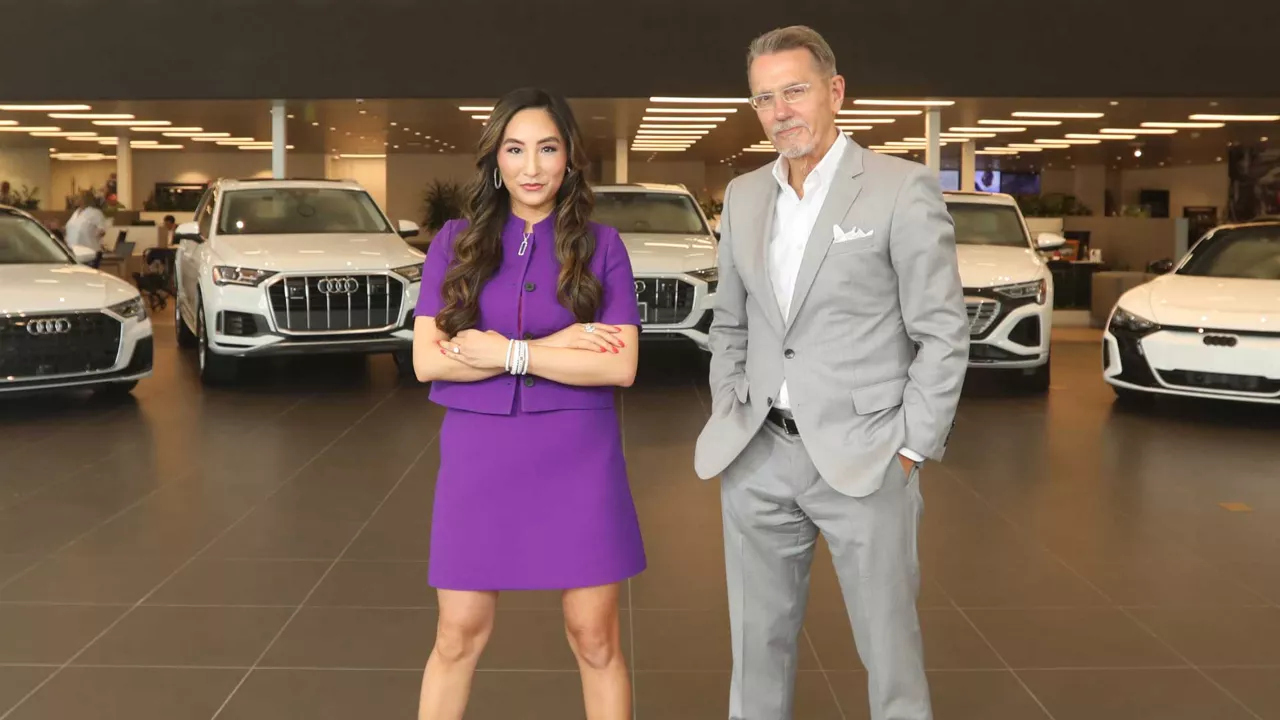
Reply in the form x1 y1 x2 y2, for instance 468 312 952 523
584 323 596 334
452 345 460 354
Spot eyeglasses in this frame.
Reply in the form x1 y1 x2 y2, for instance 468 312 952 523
748 83 812 110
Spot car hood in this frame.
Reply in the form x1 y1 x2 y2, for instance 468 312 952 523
0 263 140 314
1123 274 1280 331
211 233 424 272
955 244 1046 289
618 233 718 275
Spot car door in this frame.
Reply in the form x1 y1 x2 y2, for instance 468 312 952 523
179 188 215 322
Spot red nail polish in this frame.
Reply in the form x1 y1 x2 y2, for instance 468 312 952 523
612 347 618 353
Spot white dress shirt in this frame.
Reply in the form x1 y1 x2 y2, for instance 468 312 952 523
767 132 924 464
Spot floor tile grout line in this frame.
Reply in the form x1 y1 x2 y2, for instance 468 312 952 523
9 662 1279 672
0 395 315 597
934 580 1060 720
933 462 1267 720
803 627 847 720
207 424 439 720
0 388 399 720
619 390 638 720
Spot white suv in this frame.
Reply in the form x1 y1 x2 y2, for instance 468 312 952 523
945 191 1066 392
0 205 153 397
592 183 718 351
174 179 424 384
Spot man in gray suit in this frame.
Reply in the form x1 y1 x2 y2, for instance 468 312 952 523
694 26 970 720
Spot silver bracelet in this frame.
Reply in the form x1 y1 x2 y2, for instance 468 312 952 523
518 340 530 375
504 339 516 374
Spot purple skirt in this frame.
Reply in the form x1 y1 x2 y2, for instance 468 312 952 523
428 406 646 590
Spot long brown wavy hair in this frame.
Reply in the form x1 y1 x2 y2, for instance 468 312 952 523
435 88 600 337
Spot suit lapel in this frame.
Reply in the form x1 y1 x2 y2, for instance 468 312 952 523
743 171 786 333
785 143 865 331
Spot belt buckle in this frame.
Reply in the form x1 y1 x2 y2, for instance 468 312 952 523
770 409 799 435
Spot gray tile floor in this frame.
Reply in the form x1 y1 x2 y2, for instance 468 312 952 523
1 324 1278 719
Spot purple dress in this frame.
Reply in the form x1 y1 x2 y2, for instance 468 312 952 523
414 213 646 590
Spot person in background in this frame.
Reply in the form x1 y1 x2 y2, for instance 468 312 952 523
411 87 644 720
65 191 108 267
0 181 14 206
161 215 177 247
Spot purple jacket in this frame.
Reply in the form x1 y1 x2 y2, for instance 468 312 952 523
414 213 641 415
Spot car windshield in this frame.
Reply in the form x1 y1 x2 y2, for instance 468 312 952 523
0 213 72 265
218 187 392 235
947 202 1031 248
1178 225 1280 280
592 192 709 235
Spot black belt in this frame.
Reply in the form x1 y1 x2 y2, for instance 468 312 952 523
766 408 800 435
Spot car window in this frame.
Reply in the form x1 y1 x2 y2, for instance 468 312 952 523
0 213 73 265
1178 225 1280 280
947 202 1031 248
197 189 215 238
218 188 391 235
592 192 709 235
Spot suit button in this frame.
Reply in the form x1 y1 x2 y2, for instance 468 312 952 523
767 397 774 406
784 349 795 359
522 332 533 340
524 282 536 292
523 377 535 388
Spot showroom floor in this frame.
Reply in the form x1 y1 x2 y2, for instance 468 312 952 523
1 323 1279 720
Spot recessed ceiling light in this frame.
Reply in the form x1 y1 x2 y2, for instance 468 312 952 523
649 97 749 104
978 119 1061 126
1263 136 1271 142
841 109 922 116
1216 156 1223 162
0 104 91 111
1142 121 1224 129
1134 149 1143 157
1066 133 1136 140
1012 111 1104 119
1110 101 1120 106
1190 114 1280 122
854 99 954 106
287 114 295 119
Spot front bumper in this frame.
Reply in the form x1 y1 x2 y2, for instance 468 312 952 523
0 316 154 394
634 274 715 352
1103 324 1280 404
965 288 1051 369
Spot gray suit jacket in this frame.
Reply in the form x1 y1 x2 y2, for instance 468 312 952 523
693 140 969 497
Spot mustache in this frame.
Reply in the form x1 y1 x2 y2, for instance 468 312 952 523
770 119 811 138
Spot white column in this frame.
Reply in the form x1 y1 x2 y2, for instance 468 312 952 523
961 141 976 191
116 129 133 208
271 100 288 179
614 138 628 183
924 107 942 173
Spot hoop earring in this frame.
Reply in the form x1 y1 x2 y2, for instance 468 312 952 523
493 167 502 190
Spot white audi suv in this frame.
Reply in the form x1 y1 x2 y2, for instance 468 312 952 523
1103 219 1280 405
945 191 1066 392
592 183 718 351
0 205 153 397
173 178 424 384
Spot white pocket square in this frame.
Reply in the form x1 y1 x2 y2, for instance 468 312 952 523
833 224 874 243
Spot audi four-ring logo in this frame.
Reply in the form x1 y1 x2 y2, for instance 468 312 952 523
316 277 359 294
26 318 72 336
634 280 647 293
1203 334 1239 347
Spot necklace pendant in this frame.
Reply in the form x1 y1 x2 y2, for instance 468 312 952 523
518 232 531 256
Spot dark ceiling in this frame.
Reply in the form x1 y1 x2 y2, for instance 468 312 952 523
3 0 1278 101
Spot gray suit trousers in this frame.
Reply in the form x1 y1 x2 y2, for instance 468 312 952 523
720 420 932 720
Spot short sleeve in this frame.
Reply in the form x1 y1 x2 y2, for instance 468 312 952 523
596 227 642 326
413 220 457 318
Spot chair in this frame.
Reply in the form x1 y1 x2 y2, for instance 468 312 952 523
133 247 177 311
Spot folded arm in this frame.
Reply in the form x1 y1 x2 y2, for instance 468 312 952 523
412 316 504 383
890 166 970 461
527 325 639 387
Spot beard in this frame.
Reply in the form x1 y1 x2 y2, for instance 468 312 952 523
770 118 814 159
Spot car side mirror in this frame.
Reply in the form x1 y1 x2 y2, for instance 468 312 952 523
1147 258 1175 274
174 221 203 244
398 220 421 238
71 245 97 265
1035 232 1067 250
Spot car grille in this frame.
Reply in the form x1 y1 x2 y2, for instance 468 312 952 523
635 277 696 325
267 274 405 334
966 299 1000 336
0 312 122 380
1158 370 1280 395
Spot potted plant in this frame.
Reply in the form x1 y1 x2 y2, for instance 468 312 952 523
421 180 465 237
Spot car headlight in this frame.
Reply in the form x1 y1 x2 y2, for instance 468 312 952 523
108 295 146 320
392 263 423 283
687 267 719 293
993 279 1046 304
1109 307 1160 336
212 266 277 287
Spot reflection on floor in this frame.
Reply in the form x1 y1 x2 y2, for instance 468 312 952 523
0 324 1278 720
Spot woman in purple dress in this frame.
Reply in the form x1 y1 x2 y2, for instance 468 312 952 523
411 87 645 719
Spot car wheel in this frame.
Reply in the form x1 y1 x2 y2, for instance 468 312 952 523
392 349 418 382
1022 360 1051 393
175 300 197 348
197 299 238 385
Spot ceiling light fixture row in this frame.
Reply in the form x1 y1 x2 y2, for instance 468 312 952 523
638 97 745 153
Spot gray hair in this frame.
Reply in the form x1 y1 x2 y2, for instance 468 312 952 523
747 25 838 78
